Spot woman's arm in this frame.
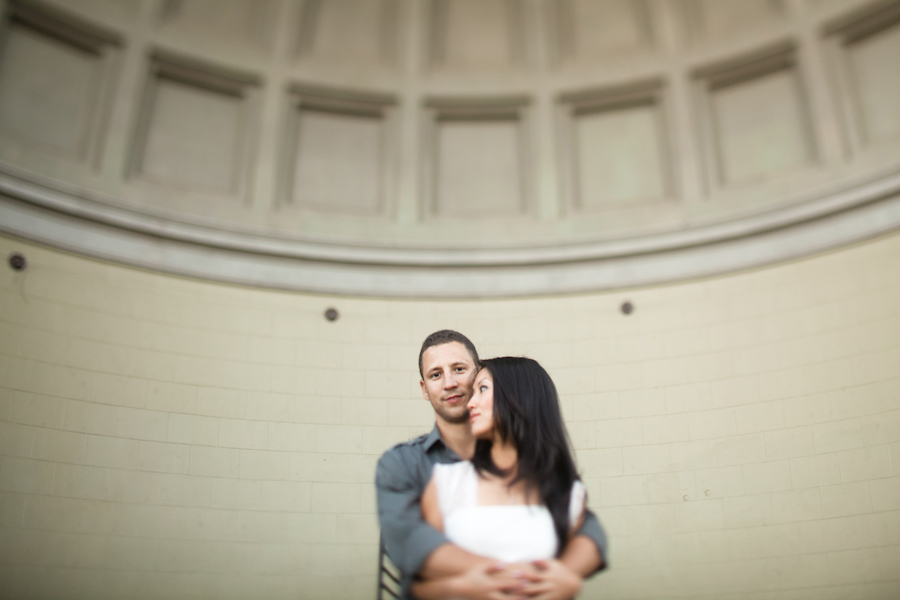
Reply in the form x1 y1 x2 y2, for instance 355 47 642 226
412 477 460 600
419 473 499 580
561 483 604 576
421 474 443 534
569 509 585 540
559 482 600 576
411 575 463 600
415 476 528 600
567 481 587 539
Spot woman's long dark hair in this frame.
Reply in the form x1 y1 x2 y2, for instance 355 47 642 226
471 357 580 554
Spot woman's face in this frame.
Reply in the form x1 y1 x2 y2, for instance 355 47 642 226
467 368 494 439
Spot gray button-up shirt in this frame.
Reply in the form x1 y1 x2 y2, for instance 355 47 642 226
376 425 608 599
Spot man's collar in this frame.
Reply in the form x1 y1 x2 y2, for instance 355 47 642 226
422 424 444 452
423 424 466 461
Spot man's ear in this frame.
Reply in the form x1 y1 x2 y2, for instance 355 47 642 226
420 380 429 401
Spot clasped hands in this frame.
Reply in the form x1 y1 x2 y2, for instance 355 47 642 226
454 558 582 600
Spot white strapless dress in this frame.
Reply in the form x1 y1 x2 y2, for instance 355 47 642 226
432 461 585 563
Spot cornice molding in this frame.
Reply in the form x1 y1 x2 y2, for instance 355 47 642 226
1 165 899 297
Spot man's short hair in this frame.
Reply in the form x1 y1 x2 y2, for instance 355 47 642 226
418 330 480 378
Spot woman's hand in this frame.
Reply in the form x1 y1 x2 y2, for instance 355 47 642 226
516 559 582 600
412 562 530 600
457 563 531 600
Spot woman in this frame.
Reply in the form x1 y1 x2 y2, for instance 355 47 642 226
413 357 586 599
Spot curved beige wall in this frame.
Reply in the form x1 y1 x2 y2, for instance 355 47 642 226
2 0 900 296
1 231 898 599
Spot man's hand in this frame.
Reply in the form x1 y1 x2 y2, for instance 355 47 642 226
517 559 582 600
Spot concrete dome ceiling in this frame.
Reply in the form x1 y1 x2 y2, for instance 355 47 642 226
0 0 899 296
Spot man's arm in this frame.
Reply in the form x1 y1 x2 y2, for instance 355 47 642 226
426 489 608 581
377 446 506 582
377 446 604 599
376 447 451 578
418 483 603 599
378 447 529 600
419 543 495 579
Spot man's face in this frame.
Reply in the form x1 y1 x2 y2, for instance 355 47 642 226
420 341 477 425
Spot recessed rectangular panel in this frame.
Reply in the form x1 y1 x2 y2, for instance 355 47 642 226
435 0 519 69
710 69 811 184
44 0 139 22
847 22 900 145
575 103 666 208
0 24 100 156
291 108 383 214
162 0 273 48
692 0 783 41
139 77 242 193
305 0 396 63
435 118 523 216
564 0 650 59
809 0 856 11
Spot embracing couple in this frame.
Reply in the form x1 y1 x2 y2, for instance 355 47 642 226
376 330 607 600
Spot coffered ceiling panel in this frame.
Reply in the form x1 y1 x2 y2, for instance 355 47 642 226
0 0 897 296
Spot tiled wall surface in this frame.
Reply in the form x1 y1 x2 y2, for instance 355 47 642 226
0 233 898 599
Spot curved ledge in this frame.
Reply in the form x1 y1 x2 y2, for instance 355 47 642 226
2 164 900 264
1 168 899 297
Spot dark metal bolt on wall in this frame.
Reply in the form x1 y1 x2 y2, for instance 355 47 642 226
620 301 633 315
324 307 339 321
8 253 26 271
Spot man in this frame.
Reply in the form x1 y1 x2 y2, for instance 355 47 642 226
376 330 607 599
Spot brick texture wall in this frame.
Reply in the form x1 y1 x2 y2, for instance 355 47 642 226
1 233 898 599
